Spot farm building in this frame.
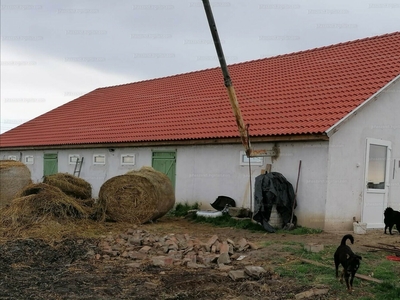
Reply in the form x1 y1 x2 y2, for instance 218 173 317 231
1 32 399 231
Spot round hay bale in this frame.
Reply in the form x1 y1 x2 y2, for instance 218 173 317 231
16 182 62 197
97 174 159 224
43 173 92 199
127 167 175 220
0 160 32 208
1 183 90 227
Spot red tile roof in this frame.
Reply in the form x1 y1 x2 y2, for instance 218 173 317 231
1 32 400 148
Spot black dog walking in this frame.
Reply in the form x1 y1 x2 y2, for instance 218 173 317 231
334 234 362 292
384 207 400 235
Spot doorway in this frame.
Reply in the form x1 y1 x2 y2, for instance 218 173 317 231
362 138 391 228
151 151 176 189
43 153 58 177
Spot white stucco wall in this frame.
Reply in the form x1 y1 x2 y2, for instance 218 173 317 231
0 148 154 196
0 140 329 229
268 142 329 229
325 78 400 231
175 144 261 210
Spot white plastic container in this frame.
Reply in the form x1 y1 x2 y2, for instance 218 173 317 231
269 205 283 228
353 222 367 234
196 210 223 218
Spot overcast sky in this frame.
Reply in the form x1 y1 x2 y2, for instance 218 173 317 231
1 0 399 133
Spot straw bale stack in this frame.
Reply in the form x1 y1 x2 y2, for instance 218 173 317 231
0 183 90 228
0 160 32 208
43 173 92 199
127 167 175 220
97 175 157 223
97 167 175 224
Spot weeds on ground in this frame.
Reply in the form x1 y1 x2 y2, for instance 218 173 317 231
276 227 323 235
193 214 265 231
168 202 200 217
169 202 324 234
268 241 400 300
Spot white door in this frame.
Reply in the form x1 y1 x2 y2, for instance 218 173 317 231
362 138 391 228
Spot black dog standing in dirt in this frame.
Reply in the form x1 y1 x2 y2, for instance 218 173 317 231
384 207 400 235
334 234 362 293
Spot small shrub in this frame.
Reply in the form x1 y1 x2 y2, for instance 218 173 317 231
276 226 323 235
170 204 323 235
193 214 265 231
169 202 200 217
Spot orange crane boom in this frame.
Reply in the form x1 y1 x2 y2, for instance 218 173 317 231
201 0 273 158
201 0 251 156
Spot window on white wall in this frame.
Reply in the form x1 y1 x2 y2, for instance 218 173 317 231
121 154 135 165
239 151 263 166
24 155 34 164
93 154 106 165
8 155 17 161
69 154 80 164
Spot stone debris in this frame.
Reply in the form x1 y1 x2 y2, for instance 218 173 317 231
304 243 324 253
228 270 248 281
244 266 267 279
217 252 231 265
144 282 158 289
295 288 329 299
139 246 152 253
219 241 229 254
95 228 264 274
218 264 234 272
237 238 249 251
247 242 259 250
125 262 142 268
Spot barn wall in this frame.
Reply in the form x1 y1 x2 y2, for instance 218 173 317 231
325 78 400 231
0 140 329 229
266 141 329 229
175 144 262 210
0 148 154 197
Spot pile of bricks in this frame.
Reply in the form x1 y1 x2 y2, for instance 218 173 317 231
95 228 260 270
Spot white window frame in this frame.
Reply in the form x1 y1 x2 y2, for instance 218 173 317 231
24 155 34 164
239 151 263 166
68 154 80 165
93 154 106 165
8 155 17 161
121 154 136 165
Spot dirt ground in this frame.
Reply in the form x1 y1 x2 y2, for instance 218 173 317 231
0 216 399 300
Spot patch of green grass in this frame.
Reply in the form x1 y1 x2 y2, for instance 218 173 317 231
269 241 400 300
193 214 265 231
276 226 323 235
169 203 324 235
168 202 200 217
282 241 302 246
360 253 400 282
370 281 400 300
262 241 274 247
186 212 325 235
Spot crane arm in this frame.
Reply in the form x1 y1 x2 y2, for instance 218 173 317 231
201 0 251 156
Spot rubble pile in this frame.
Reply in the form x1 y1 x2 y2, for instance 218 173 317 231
95 228 273 279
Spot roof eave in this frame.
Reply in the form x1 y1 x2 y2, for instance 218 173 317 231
325 74 400 137
0 134 328 151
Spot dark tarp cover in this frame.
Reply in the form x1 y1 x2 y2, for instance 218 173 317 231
253 172 297 232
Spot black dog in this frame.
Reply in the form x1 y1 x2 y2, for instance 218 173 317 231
334 234 362 292
384 207 400 235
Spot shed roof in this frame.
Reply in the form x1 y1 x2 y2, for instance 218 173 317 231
1 32 399 148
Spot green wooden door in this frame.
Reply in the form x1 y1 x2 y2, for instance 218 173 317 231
43 153 58 176
152 151 176 189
